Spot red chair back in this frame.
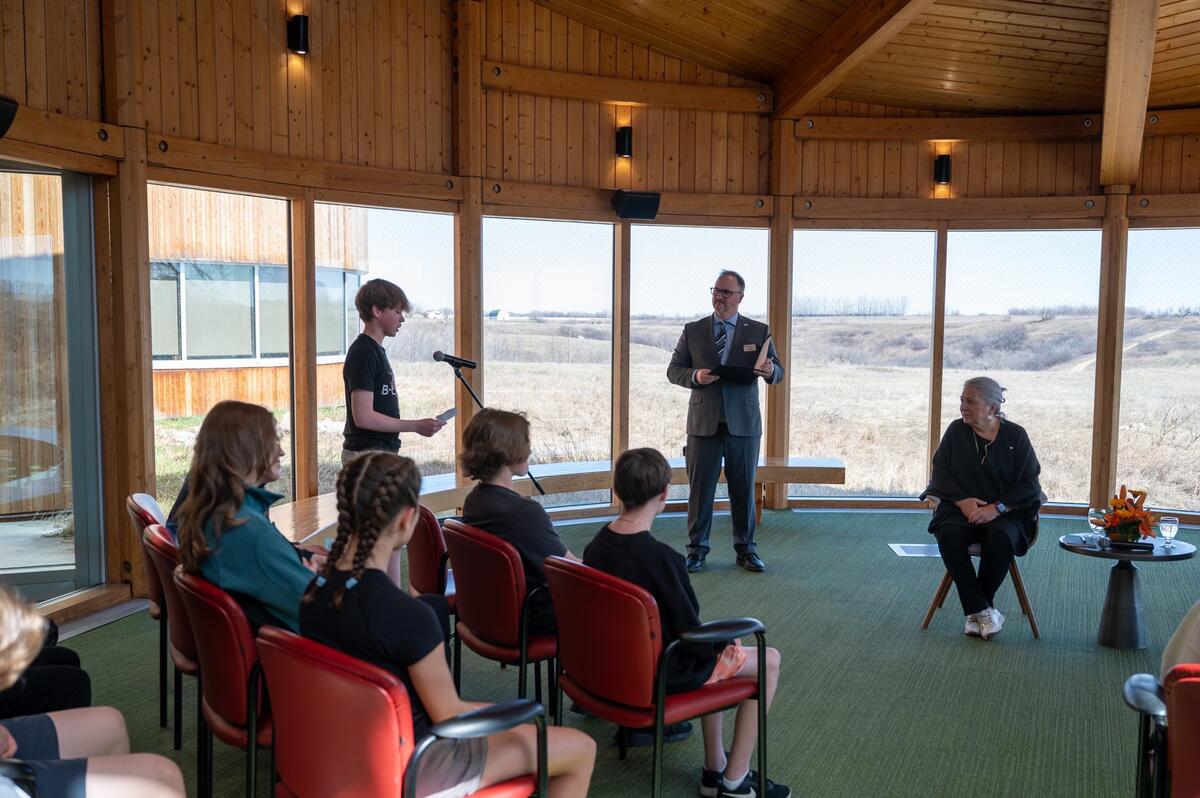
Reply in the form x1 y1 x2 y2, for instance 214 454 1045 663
257 626 415 797
173 569 268 743
1165 663 1200 797
407 506 448 596
127 494 167 612
544 556 662 709
443 519 526 647
142 525 198 666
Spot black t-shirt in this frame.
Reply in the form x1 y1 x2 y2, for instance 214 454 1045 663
583 525 719 692
300 569 444 739
461 483 568 635
342 334 401 452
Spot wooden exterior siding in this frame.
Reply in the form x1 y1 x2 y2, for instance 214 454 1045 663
151 360 343 418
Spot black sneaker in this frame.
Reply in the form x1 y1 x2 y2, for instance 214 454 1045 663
686 552 706 573
717 772 791 798
700 765 725 797
613 721 693 747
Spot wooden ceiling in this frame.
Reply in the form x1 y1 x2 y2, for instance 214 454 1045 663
534 0 1200 115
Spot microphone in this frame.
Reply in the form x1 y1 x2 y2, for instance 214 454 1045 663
433 351 477 369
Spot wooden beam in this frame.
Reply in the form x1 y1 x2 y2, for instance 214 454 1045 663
795 114 1102 142
927 222 948 480
290 189 318 500
793 196 1106 222
100 0 144 127
774 0 937 120
0 139 118 176
454 177 484 464
612 221 631 465
765 196 793 508
1127 194 1200 218
37 584 132 625
147 136 464 202
483 180 772 219
482 60 773 114
1099 0 1159 186
96 127 154 597
1090 186 1131 507
3 107 125 159
454 0 485 177
770 119 796 196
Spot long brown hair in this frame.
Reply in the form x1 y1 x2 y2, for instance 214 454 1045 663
0 588 47 690
176 400 279 572
304 453 422 609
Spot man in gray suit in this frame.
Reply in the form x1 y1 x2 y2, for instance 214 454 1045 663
667 270 784 573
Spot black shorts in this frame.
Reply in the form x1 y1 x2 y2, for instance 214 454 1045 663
0 714 87 798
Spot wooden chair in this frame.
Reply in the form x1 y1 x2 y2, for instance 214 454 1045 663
920 495 1042 639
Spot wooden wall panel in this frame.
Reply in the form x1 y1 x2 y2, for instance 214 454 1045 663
1140 133 1200 193
791 100 1103 199
137 0 454 173
145 183 367 269
480 0 771 194
0 0 103 118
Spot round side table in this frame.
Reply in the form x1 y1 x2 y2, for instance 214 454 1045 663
1059 536 1196 649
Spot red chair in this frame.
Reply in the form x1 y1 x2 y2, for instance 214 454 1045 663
256 626 545 798
142 526 204 764
174 569 273 798
407 507 459 684
442 519 557 707
1125 663 1200 797
544 556 768 798
127 494 169 729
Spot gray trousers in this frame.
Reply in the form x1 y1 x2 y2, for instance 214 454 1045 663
686 423 759 555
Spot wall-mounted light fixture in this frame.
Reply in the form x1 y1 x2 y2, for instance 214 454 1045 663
0 95 17 140
934 153 952 185
615 126 633 158
287 15 310 54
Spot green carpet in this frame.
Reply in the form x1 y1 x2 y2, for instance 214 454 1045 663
68 511 1197 797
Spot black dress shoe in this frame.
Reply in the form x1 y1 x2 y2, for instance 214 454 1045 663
686 552 706 573
736 552 766 572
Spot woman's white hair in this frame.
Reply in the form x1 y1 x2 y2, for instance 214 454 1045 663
964 376 1006 418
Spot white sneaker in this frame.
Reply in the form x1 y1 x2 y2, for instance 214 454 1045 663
964 613 981 637
978 608 1005 640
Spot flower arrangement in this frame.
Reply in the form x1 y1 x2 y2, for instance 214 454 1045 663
1097 485 1161 542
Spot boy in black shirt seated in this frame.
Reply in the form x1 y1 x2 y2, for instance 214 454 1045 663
460 409 577 635
583 448 787 798
301 453 595 798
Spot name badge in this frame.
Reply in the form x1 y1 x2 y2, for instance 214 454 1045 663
743 343 757 352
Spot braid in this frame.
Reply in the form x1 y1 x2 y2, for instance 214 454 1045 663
348 467 406 581
303 454 366 606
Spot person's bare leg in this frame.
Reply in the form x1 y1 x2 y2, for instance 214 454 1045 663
84 753 185 797
725 646 781 780
701 712 726 772
49 707 130 758
477 724 596 798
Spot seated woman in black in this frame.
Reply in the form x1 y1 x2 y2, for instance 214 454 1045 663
300 453 595 798
922 376 1042 641
459 409 577 635
583 448 787 798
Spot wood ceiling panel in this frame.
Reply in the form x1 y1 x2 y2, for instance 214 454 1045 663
1151 1 1200 108
891 29 1107 66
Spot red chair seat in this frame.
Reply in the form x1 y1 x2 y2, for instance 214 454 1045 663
559 674 758 728
455 623 557 665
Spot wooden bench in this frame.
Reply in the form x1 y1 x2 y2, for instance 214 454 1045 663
273 456 846 544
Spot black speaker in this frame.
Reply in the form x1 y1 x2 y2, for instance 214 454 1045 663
0 96 17 140
611 190 660 220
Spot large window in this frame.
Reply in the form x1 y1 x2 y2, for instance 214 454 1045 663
789 230 935 497
942 230 1102 504
314 205 455 494
147 185 293 508
483 217 613 507
629 225 768 498
1118 229 1200 511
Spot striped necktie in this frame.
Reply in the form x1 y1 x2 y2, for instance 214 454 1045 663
714 320 727 363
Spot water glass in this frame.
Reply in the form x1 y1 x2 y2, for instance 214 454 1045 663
1161 516 1180 549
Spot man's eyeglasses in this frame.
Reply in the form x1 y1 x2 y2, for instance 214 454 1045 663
710 287 743 298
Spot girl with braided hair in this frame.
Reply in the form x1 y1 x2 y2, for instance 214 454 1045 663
301 453 596 798
176 400 322 632
0 588 185 797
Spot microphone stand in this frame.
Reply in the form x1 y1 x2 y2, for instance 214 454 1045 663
452 366 546 496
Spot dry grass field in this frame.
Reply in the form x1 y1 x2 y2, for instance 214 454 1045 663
151 312 1200 513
